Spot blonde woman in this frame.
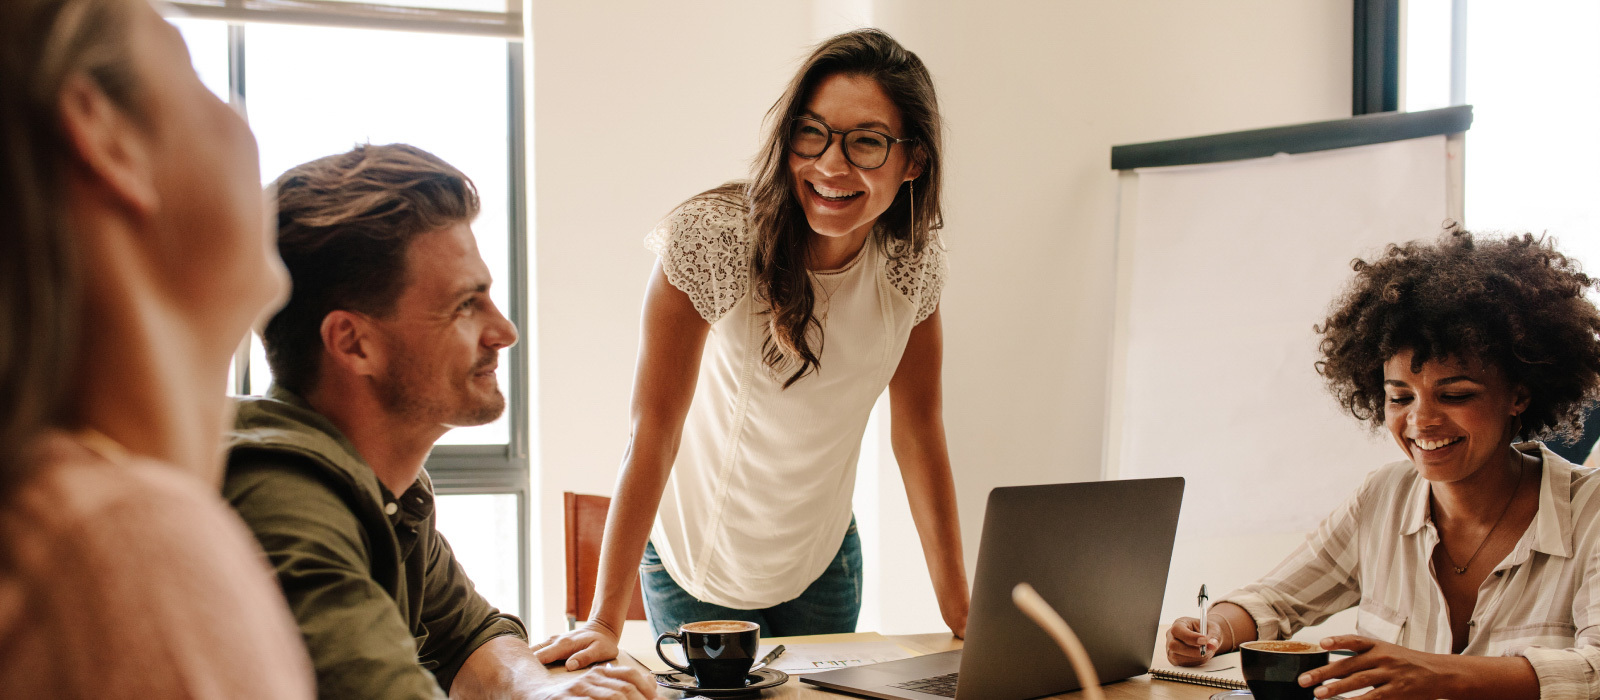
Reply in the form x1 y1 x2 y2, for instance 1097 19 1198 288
0 0 312 695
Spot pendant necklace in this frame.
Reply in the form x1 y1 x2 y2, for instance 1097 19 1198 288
810 271 841 323
1440 460 1523 575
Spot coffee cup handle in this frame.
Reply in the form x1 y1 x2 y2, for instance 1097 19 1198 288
655 632 693 675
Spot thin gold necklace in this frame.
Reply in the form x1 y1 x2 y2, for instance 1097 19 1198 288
809 270 841 323
1439 457 1523 575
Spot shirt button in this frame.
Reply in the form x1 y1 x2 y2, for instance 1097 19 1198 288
384 502 399 516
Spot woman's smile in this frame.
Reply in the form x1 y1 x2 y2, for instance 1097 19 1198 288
805 180 865 208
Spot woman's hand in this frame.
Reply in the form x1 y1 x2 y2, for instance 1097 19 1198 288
942 597 968 639
533 621 622 671
535 263 704 674
1300 635 1464 700
1163 616 1223 666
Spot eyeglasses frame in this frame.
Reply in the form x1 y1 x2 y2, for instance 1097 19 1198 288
787 116 916 170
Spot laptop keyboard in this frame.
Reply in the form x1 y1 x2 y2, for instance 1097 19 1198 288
891 672 959 698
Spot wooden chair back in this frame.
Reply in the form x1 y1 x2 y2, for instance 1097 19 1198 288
563 492 649 629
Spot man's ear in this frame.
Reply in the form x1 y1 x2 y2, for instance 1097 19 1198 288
57 73 159 217
320 310 382 379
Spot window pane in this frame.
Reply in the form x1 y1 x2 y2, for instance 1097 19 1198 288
245 24 512 445
169 17 230 102
434 493 521 618
315 0 513 12
249 333 271 396
1461 3 1600 267
1402 0 1452 111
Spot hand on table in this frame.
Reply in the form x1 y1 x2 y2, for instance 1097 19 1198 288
530 663 659 700
1299 635 1461 700
533 621 622 671
944 602 969 639
1164 616 1224 666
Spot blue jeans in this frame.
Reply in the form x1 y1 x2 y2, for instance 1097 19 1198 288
640 518 863 637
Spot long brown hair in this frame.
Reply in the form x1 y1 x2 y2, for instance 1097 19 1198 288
747 29 944 387
0 0 139 497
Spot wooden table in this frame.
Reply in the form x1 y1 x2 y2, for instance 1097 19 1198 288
587 631 1224 700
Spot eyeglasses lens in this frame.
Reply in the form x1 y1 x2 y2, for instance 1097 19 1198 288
844 131 889 169
790 119 830 158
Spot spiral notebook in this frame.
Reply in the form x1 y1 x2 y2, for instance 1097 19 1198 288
1147 651 1248 690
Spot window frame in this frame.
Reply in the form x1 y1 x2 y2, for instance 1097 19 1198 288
1353 0 1401 115
197 14 532 619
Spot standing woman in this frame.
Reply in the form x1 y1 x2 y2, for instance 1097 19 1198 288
538 29 968 668
0 0 312 696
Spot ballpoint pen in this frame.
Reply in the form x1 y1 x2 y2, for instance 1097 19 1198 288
1196 584 1210 654
751 644 786 673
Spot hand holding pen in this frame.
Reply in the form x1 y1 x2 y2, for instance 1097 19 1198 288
1162 584 1224 666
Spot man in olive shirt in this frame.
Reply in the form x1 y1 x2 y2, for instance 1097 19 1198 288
226 144 656 700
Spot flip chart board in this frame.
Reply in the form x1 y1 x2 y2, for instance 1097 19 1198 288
1105 109 1468 633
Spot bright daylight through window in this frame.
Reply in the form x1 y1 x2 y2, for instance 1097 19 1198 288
1405 1 1600 267
172 14 525 617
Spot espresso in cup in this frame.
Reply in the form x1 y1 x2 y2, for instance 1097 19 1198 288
656 620 761 689
1239 640 1329 700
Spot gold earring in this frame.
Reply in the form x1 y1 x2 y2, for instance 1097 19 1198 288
908 180 915 236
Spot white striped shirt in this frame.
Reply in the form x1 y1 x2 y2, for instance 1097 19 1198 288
1219 443 1600 700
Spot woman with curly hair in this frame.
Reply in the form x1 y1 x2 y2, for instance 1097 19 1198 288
1162 227 1600 700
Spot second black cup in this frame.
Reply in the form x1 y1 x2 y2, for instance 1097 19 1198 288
656 620 760 689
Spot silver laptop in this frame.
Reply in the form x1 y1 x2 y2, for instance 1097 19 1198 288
802 477 1184 700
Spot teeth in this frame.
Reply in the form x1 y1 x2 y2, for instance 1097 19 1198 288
813 183 861 199
1414 436 1463 451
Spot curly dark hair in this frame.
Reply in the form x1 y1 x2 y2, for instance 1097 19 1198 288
1315 227 1600 443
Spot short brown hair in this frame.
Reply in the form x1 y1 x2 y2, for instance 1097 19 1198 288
263 143 479 395
1316 228 1600 442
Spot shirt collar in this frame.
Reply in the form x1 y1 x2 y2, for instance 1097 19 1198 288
1521 442 1574 560
1400 442 1575 559
1401 467 1431 536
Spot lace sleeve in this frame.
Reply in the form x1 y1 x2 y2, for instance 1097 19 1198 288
883 232 948 325
644 193 751 324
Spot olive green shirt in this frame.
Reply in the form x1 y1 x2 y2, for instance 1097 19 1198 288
224 387 526 700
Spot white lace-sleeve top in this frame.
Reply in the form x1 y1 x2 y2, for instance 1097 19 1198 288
642 190 946 609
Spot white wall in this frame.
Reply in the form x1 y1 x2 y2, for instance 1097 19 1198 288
529 0 1353 638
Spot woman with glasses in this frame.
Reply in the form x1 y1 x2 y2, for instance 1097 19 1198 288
536 29 969 669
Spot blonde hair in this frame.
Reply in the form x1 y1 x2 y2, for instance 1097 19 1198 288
263 143 480 394
0 0 139 495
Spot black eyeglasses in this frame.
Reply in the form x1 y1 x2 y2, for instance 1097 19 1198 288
787 116 914 170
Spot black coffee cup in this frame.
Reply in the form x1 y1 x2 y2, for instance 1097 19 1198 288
655 620 760 689
1240 640 1329 700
